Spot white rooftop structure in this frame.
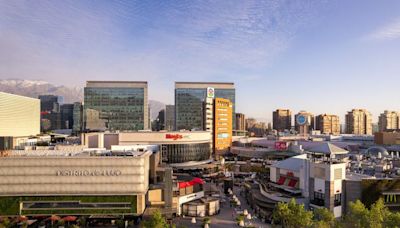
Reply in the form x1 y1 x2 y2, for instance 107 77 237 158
307 142 348 155
272 154 307 172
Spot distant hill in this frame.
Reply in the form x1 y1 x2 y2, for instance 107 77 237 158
0 79 165 120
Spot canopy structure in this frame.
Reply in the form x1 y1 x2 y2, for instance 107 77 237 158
307 143 348 155
178 177 205 189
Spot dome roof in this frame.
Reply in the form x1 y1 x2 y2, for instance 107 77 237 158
366 146 389 157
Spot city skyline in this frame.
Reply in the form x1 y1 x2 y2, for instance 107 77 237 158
1 1 400 121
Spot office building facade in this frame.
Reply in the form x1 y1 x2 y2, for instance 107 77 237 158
214 98 233 156
316 114 340 135
378 111 400 132
345 109 372 135
175 82 235 131
0 92 40 137
73 102 83 134
165 105 175 131
84 81 149 131
273 109 292 132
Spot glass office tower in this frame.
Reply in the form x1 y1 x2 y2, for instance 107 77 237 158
175 82 235 130
84 81 148 131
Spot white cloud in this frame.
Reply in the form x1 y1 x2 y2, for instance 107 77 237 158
0 0 322 103
365 18 400 41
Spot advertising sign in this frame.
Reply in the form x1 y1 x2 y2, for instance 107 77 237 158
207 87 215 98
275 141 287 151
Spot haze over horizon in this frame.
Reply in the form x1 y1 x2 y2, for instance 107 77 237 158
1 1 400 122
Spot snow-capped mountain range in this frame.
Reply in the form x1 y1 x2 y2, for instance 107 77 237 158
0 79 165 120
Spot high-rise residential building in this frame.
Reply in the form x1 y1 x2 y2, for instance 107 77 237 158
0 92 40 137
245 118 257 130
316 114 340 135
72 102 83 134
345 109 373 135
295 111 314 135
214 98 232 156
235 113 245 131
175 82 235 131
378 110 400 132
83 81 148 131
273 109 292 132
165 105 175 131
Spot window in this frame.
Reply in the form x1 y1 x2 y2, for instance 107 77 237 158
334 168 342 180
334 193 342 206
312 192 325 207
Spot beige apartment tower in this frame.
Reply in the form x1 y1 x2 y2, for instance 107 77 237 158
235 113 245 131
345 109 372 135
0 92 40 137
273 109 292 132
378 111 400 132
316 114 340 135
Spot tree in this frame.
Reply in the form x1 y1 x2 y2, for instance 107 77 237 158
141 210 169 228
273 198 313 228
312 207 335 228
343 200 370 228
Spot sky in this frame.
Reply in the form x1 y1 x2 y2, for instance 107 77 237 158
1 0 400 122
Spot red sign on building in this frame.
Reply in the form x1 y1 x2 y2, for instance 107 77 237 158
275 141 287 151
165 134 183 140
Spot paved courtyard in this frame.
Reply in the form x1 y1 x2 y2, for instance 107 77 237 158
172 184 271 228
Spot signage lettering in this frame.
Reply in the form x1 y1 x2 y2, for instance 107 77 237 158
165 134 190 140
56 169 122 176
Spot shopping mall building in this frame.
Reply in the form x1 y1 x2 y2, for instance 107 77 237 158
0 150 151 217
82 131 212 165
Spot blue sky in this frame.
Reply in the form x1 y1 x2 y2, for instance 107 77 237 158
1 1 400 122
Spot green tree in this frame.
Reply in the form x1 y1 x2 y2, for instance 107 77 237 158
312 207 335 228
384 212 400 228
369 198 389 228
343 200 370 228
141 210 169 228
273 198 313 228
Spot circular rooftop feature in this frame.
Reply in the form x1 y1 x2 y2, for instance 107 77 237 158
366 146 389 157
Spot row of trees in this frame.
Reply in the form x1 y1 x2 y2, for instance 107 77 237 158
273 198 400 228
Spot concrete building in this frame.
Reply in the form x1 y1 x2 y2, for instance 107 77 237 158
378 111 400 132
84 81 149 131
268 143 347 218
213 98 233 157
165 105 175 131
295 111 314 136
175 82 235 131
235 113 245 131
374 132 400 145
0 92 40 138
0 149 151 216
345 109 372 135
273 109 292 132
316 114 340 135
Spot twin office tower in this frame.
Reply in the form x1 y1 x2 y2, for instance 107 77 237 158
83 81 235 132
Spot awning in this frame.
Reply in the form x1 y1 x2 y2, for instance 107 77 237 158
288 179 298 188
277 176 286 185
178 177 205 189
